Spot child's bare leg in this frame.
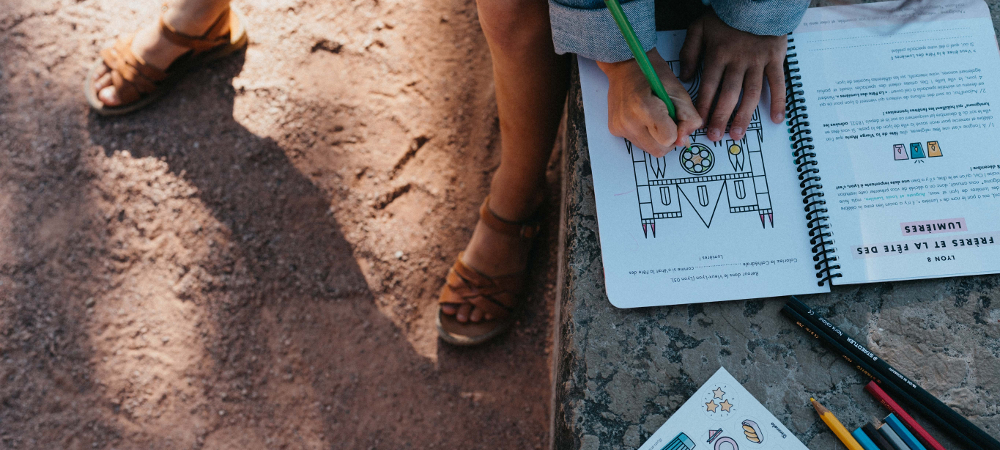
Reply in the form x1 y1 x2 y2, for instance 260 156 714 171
440 0 569 323
92 0 232 106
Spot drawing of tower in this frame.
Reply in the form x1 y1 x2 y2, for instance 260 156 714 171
628 104 773 236
628 59 774 237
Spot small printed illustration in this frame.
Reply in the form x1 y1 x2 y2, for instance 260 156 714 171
927 140 943 157
893 144 908 160
741 420 764 444
661 432 697 450
708 429 723 443
895 141 943 160
703 382 738 420
714 436 740 450
628 59 773 236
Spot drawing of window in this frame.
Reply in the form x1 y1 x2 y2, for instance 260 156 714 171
649 156 668 178
659 186 671 205
697 185 709 207
735 180 746 199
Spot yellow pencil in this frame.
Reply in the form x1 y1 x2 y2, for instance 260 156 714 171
811 398 865 450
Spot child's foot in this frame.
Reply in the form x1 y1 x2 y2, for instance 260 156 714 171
439 218 535 323
439 196 542 324
91 5 231 106
437 196 542 346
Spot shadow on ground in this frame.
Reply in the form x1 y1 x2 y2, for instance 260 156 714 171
0 0 558 448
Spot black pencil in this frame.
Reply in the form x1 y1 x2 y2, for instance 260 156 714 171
779 306 983 450
787 296 1000 450
862 421 896 450
876 419 911 450
863 422 895 450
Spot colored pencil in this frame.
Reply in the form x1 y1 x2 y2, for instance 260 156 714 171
603 0 677 119
854 427 883 450
779 306 983 450
864 381 945 450
885 414 927 450
863 422 897 450
811 398 865 450
878 420 911 450
786 296 999 450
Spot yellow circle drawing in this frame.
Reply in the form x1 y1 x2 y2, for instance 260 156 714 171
729 144 741 155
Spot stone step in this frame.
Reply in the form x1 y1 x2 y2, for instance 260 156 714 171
551 56 1000 450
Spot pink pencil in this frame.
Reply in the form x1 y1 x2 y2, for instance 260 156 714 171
864 381 946 450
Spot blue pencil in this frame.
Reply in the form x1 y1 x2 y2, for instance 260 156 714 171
878 421 911 450
852 427 882 450
885 414 927 450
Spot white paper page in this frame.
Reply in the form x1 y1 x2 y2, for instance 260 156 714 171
580 31 827 309
637 367 808 450
792 0 1000 284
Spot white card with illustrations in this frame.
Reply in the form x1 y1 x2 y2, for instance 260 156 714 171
637 367 808 450
579 30 828 308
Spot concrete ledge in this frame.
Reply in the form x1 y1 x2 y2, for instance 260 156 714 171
552 58 1000 450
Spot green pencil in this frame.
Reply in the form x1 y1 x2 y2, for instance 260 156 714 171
603 0 677 119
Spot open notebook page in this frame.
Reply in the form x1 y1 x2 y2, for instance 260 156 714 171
792 0 1000 284
579 31 827 309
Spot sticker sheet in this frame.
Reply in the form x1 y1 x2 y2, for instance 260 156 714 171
638 367 808 450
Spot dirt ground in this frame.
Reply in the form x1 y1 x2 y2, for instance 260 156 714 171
0 0 561 448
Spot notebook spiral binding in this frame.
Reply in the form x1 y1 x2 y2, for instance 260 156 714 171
785 35 842 286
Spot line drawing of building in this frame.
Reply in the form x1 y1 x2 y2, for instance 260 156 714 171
627 61 773 238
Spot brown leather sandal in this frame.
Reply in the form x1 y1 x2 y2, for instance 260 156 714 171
84 4 249 116
437 196 542 346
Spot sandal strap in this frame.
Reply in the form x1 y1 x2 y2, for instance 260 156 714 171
100 37 168 105
158 6 232 53
95 5 236 107
438 253 524 320
478 196 542 239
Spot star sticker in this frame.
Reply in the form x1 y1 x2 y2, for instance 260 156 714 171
706 400 719 412
720 399 733 412
713 387 726 399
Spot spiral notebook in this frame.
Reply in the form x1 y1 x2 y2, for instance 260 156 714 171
579 0 1000 308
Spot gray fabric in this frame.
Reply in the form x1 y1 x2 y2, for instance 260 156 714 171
711 0 810 36
549 0 657 63
549 0 809 62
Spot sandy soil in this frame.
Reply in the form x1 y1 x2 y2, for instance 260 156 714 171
0 0 561 448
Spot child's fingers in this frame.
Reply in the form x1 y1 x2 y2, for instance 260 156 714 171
707 65 745 141
607 103 673 157
636 96 677 148
626 121 674 158
765 62 786 123
731 68 763 140
661 76 703 146
679 20 703 81
627 98 676 156
695 57 724 122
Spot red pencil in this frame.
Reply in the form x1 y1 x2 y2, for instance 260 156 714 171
865 381 946 450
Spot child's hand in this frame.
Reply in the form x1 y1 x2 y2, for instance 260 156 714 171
680 11 787 141
597 50 703 158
